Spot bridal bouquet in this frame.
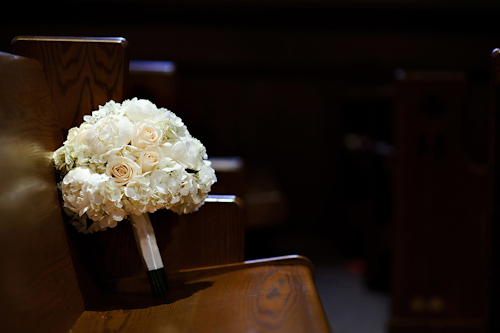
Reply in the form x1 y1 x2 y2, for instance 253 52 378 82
53 98 216 296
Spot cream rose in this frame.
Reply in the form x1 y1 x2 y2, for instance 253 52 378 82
86 115 134 155
106 155 141 185
123 98 160 121
138 146 163 173
132 120 163 149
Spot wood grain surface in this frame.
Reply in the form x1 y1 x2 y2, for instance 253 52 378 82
0 51 85 333
71 256 330 333
12 36 129 137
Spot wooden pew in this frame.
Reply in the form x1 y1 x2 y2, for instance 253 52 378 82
12 36 129 140
0 49 330 331
128 59 177 110
127 58 289 231
10 35 247 283
0 51 85 333
390 70 489 332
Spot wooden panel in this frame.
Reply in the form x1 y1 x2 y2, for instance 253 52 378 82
0 51 85 333
70 256 331 333
390 71 489 332
69 195 245 287
12 36 129 137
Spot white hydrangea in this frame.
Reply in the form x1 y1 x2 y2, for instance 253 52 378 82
54 98 216 233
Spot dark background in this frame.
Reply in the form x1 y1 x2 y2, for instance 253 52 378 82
2 0 497 301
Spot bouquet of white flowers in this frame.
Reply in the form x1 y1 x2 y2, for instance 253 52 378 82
53 98 216 296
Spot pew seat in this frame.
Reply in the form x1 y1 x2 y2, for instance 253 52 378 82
72 256 328 332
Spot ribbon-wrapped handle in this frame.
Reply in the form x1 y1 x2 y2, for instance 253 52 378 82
130 213 170 296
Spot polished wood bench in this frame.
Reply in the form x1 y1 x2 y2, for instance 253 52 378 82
0 50 330 332
73 256 326 332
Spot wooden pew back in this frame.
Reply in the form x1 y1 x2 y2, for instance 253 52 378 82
0 51 84 333
12 36 129 139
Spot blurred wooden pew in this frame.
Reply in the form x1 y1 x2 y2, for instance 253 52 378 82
126 58 288 231
128 59 177 110
2 38 330 332
390 70 489 332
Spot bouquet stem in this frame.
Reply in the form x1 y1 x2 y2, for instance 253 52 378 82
130 213 170 297
147 268 170 296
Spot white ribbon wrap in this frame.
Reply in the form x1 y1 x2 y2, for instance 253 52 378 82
129 213 164 271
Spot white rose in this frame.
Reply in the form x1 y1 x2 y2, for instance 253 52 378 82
61 167 93 217
86 115 133 155
106 155 141 185
123 98 160 121
132 120 163 149
65 123 92 146
138 146 163 173
162 141 200 170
